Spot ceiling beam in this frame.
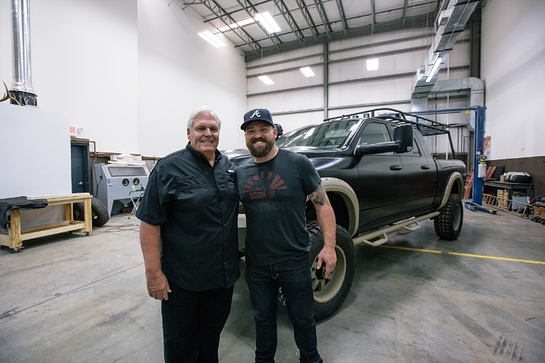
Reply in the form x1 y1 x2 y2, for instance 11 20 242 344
192 0 262 53
334 0 348 35
313 0 333 37
402 0 409 25
272 0 305 44
294 0 320 40
236 0 282 49
244 15 437 62
371 0 376 34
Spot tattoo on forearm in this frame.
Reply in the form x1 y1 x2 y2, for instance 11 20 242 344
310 185 327 206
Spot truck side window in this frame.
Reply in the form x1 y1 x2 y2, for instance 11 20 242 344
358 123 394 155
359 123 391 145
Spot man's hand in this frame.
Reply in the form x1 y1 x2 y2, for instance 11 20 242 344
317 245 337 279
146 270 171 300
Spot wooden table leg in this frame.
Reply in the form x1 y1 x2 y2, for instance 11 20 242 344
83 197 92 233
8 209 23 250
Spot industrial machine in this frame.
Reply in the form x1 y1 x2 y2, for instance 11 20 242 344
93 163 149 217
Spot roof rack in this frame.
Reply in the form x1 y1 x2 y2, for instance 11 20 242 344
323 108 450 137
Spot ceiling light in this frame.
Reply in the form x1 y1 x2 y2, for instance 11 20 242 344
366 58 379 71
255 12 281 33
426 57 442 82
218 18 255 32
300 67 315 77
258 75 274 85
198 30 226 48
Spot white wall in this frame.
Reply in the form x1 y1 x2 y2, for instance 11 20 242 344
137 0 247 155
0 104 71 199
481 0 545 160
1 0 139 153
0 2 12 91
0 0 247 159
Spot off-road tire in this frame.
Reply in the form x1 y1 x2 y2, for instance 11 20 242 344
308 222 355 321
434 194 463 240
73 197 110 227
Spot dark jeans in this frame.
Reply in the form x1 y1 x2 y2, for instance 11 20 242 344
245 254 322 363
161 281 234 363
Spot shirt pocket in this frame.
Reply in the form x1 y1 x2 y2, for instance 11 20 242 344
220 169 239 200
224 169 236 186
174 175 212 210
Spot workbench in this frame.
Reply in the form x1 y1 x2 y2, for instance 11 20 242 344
483 180 534 200
0 193 92 251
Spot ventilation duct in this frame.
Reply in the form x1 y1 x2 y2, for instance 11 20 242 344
411 0 479 111
429 77 484 131
10 0 37 106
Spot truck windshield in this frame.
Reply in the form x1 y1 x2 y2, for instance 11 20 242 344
276 120 359 148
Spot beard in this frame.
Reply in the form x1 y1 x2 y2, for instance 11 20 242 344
247 137 274 158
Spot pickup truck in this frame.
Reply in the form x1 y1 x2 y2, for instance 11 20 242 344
226 108 466 321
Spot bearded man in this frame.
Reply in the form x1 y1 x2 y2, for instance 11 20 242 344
236 108 337 363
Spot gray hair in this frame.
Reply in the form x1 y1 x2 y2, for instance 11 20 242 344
187 107 221 129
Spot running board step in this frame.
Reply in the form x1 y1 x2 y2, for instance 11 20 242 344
352 211 440 247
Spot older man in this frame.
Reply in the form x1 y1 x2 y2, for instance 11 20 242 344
137 107 240 363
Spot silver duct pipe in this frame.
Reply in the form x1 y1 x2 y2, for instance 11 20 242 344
410 0 479 110
430 77 484 131
10 0 37 106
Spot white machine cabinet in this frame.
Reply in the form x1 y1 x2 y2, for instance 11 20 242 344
93 164 149 217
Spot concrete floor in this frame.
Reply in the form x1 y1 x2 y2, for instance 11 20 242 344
1 206 544 363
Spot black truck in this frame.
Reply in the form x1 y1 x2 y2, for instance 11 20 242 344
227 108 466 320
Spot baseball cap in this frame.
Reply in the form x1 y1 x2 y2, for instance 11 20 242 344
241 108 275 130
274 123 283 136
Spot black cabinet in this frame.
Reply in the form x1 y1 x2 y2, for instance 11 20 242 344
70 139 91 194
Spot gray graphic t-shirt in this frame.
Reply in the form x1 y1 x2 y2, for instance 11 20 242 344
236 149 322 265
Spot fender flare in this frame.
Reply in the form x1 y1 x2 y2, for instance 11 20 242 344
438 171 464 210
321 177 359 237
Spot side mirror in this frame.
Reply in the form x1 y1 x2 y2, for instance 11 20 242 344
354 124 414 156
394 124 413 153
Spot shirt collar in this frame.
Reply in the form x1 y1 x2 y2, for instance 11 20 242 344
185 142 222 163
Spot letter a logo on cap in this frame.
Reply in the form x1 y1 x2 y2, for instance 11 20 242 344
242 108 273 130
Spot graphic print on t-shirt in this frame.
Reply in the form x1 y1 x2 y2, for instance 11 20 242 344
241 171 287 200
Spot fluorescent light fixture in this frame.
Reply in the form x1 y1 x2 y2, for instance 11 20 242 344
300 66 315 77
426 57 442 82
366 58 379 71
198 30 226 48
218 18 255 32
258 75 274 85
255 11 281 33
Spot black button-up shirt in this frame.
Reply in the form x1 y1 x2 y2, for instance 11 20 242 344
136 143 240 291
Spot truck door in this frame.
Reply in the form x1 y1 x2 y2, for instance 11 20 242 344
355 122 403 229
398 136 437 214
